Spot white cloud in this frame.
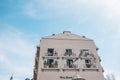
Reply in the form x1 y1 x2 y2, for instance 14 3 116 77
0 27 35 56
23 0 120 18
0 26 35 80
104 69 120 80
23 2 38 18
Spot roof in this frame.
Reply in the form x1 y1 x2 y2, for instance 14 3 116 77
43 31 92 41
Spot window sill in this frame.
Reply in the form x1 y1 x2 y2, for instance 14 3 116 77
41 67 60 71
42 56 59 59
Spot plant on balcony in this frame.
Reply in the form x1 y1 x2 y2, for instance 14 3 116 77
54 51 58 56
86 64 91 68
44 60 48 68
54 61 58 68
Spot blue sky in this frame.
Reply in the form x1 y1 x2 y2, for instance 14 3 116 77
0 0 120 80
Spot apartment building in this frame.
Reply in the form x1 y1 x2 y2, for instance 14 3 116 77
33 31 104 80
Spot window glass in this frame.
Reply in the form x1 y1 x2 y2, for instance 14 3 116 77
85 59 91 68
66 49 72 56
47 48 54 56
47 59 54 68
85 59 91 64
66 59 73 68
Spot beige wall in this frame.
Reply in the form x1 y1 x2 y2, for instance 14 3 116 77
36 32 104 80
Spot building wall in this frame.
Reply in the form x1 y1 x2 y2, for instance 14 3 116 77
35 32 104 80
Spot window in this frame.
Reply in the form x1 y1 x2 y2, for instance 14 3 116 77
44 59 58 68
66 49 72 56
47 59 54 68
85 59 90 64
47 48 54 56
85 59 91 68
66 59 73 68
82 49 89 57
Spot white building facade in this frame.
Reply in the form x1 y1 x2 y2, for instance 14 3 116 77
33 31 104 80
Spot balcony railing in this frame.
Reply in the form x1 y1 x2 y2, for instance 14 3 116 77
42 52 59 59
82 64 99 71
81 53 96 59
62 64 79 71
62 52 77 59
42 63 60 70
44 64 58 68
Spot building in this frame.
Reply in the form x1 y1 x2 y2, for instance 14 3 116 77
33 31 104 80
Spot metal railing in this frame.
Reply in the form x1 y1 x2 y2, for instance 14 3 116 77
82 64 98 69
63 64 78 68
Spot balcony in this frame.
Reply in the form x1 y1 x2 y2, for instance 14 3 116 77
42 51 59 59
41 63 60 71
82 64 99 71
81 53 96 59
62 64 79 71
62 52 77 59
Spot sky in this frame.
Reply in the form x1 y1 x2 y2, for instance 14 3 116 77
0 0 120 80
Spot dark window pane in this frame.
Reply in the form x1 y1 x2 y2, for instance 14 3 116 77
47 59 54 68
66 49 72 56
47 48 54 56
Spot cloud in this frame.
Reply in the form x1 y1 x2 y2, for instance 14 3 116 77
23 2 38 18
104 69 120 80
23 0 120 18
0 26 35 80
0 26 35 56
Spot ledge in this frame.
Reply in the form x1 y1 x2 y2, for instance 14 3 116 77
42 56 60 59
62 68 79 71
82 68 99 71
62 56 77 59
41 67 60 71
81 57 96 59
